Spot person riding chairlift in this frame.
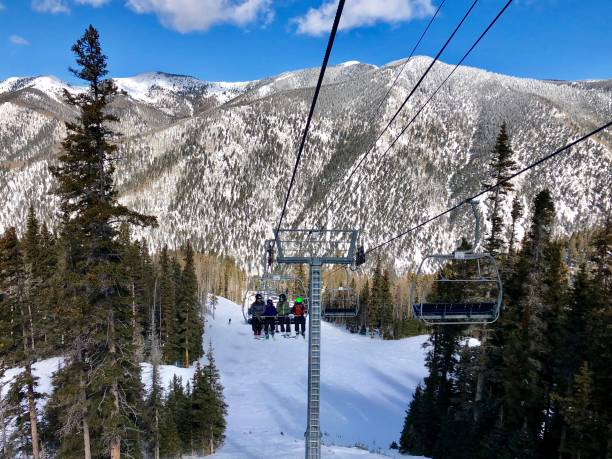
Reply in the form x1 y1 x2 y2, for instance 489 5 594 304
291 296 306 338
263 299 277 340
277 293 292 337
249 293 266 337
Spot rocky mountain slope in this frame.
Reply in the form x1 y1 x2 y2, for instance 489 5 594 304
1 58 611 271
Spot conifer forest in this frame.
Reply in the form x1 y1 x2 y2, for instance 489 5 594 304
0 2 611 458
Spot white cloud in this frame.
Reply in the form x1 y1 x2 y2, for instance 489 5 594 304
31 0 70 14
0 3 6 11
75 0 111 6
126 0 274 33
294 0 435 36
9 35 30 45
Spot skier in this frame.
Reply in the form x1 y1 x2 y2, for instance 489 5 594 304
276 293 292 336
263 299 277 339
249 293 266 337
292 296 306 338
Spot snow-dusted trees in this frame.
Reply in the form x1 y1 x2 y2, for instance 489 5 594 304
1 217 232 457
0 222 47 458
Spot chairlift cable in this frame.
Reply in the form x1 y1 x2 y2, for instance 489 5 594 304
365 0 448 135
365 120 612 256
320 0 514 226
272 0 346 247
316 0 479 227
373 0 515 170
293 0 446 230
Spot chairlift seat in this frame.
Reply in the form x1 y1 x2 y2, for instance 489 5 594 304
413 302 497 320
322 280 360 318
410 251 503 325
323 307 358 317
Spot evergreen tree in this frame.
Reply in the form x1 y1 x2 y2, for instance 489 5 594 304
22 206 43 354
400 195 609 459
5 370 42 457
159 246 176 362
145 290 163 459
163 257 184 365
380 269 394 337
368 259 383 332
0 362 11 458
47 26 156 459
487 190 559 459
202 344 227 452
399 385 426 454
38 222 59 351
176 243 204 367
585 220 612 458
358 279 369 333
0 227 24 361
554 361 599 459
483 123 517 253
0 227 44 458
508 195 524 255
163 376 191 453
189 363 209 453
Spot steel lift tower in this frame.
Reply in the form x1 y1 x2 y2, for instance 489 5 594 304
273 229 358 459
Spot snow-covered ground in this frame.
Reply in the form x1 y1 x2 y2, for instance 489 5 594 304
200 297 429 458
3 297 430 458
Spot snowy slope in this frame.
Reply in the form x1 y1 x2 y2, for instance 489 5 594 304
198 297 429 458
2 58 610 272
113 72 250 114
3 298 429 458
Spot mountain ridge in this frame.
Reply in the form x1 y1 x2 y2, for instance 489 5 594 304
1 56 611 272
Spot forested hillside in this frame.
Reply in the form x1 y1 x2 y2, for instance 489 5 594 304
1 53 611 272
399 188 611 458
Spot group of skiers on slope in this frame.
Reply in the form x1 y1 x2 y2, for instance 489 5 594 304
249 293 307 339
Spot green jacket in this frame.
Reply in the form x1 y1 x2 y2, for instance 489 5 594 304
277 300 291 316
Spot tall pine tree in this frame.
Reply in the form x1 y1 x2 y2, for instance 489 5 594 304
47 25 156 459
176 243 204 367
483 123 517 254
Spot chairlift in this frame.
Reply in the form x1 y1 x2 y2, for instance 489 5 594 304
410 200 503 325
241 272 306 324
322 268 359 318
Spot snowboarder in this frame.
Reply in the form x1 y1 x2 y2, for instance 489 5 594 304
277 293 292 336
249 293 266 337
263 299 277 339
292 297 306 338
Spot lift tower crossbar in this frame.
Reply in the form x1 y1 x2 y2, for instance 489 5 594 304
274 229 358 459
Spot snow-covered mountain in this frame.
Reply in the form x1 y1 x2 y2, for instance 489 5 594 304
1 57 611 271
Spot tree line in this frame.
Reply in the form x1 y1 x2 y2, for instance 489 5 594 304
399 125 611 458
323 258 427 339
0 26 227 458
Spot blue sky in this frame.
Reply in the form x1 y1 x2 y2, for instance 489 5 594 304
0 0 610 83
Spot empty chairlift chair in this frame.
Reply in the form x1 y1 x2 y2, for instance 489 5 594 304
409 200 503 325
323 286 359 318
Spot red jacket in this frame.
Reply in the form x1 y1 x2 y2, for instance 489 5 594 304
292 303 306 317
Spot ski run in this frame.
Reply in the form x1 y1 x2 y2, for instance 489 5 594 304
2 297 430 458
